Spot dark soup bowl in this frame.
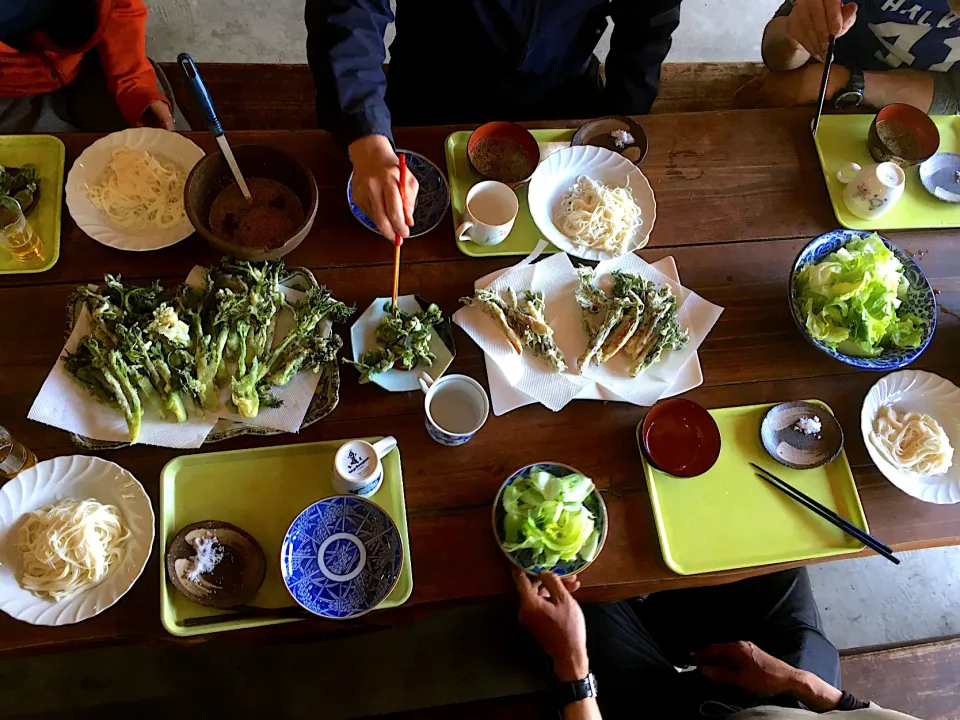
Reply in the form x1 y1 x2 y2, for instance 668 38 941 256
868 104 940 168
467 121 540 188
641 398 722 478
184 144 318 261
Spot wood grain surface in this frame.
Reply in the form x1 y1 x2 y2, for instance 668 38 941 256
1 108 958 656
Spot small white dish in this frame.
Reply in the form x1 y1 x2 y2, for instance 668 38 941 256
527 145 656 261
0 455 155 625
65 128 204 251
861 370 960 504
349 295 455 393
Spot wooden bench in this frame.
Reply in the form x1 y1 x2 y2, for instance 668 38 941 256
159 61 767 132
360 637 960 720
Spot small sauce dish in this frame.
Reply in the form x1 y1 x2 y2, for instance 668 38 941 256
641 398 721 477
760 401 843 470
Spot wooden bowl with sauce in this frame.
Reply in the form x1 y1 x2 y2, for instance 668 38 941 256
641 398 722 478
184 144 318 261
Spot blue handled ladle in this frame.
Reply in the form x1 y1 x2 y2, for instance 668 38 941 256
177 53 252 201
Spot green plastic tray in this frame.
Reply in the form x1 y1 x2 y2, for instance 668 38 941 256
159 438 412 636
814 114 960 231
639 401 868 576
445 129 573 257
0 135 64 274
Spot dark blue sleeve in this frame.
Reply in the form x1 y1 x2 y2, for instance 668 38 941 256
605 0 683 114
305 0 394 148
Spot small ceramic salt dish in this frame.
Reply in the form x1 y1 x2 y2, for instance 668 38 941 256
760 401 843 470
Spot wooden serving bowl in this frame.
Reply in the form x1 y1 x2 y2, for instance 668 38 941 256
184 144 318 260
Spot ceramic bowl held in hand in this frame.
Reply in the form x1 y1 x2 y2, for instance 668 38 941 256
868 104 940 168
641 398 721 477
760 401 843 470
184 144 318 261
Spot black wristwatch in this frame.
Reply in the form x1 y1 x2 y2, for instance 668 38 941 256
832 69 865 109
556 672 598 706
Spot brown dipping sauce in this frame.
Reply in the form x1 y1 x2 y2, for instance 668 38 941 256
875 120 920 160
471 137 534 184
209 176 304 249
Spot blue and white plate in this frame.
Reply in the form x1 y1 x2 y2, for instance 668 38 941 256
280 496 403 619
347 150 450 238
492 462 608 578
789 229 936 371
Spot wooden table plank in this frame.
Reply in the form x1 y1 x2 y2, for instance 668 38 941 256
2 110 959 655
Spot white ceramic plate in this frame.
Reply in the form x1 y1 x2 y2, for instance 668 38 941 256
527 145 656 261
349 295 455 392
65 128 204 251
861 370 960 504
0 456 155 625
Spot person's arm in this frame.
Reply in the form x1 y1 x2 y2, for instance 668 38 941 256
605 0 682 114
511 569 601 720
95 0 173 129
762 0 857 71
305 0 417 239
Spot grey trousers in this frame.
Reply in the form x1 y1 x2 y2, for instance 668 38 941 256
0 54 189 133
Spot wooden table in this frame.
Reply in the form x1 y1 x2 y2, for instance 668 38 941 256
2 108 959 656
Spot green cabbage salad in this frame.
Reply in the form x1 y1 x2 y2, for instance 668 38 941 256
501 468 600 569
794 233 925 358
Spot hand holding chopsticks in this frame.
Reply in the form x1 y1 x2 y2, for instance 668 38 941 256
750 462 899 565
391 154 408 315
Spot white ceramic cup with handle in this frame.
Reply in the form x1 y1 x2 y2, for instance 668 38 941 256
456 180 519 246
418 372 489 446
332 436 398 497
837 161 906 220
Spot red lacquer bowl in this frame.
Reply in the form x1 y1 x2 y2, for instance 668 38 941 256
641 398 721 478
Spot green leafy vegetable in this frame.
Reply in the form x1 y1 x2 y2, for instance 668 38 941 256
794 233 925 357
500 468 600 570
0 165 39 214
344 302 444 383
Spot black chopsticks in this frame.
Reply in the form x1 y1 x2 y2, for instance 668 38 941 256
749 462 899 565
812 35 837 137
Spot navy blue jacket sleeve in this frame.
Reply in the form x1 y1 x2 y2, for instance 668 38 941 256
305 0 394 147
605 0 683 114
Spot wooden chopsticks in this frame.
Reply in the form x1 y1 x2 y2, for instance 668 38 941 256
391 154 408 315
749 462 899 565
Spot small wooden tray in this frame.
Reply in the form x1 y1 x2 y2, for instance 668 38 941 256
159 438 412 636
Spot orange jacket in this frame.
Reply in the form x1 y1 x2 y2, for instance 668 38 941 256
0 0 169 126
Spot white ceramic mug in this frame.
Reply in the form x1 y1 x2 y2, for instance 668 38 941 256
418 372 489 446
332 436 397 497
456 181 519 246
837 161 906 220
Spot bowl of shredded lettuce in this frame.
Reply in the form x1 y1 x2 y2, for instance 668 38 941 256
790 230 936 371
493 463 607 577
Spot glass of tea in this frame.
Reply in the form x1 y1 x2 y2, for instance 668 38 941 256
0 196 43 263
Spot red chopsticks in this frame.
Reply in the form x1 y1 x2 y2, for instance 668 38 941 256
392 154 407 314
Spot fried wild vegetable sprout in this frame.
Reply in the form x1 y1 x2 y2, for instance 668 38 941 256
344 303 444 383
63 260 353 439
576 267 688 377
460 288 567 373
0 165 39 214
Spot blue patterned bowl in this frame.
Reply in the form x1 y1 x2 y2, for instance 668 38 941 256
280 495 403 619
789 229 936 371
347 150 450 238
492 463 608 578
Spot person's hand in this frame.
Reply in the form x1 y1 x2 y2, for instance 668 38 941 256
735 64 851 108
694 641 801 697
512 567 587 682
348 134 420 240
139 99 175 131
786 0 858 60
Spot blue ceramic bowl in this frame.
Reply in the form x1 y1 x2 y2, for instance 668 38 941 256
789 229 936 371
280 495 403 619
492 462 608 577
347 150 450 238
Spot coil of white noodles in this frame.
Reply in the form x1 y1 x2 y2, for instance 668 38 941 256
17 498 129 602
554 175 643 255
87 147 186 232
870 406 954 477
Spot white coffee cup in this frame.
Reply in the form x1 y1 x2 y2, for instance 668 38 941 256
332 436 398 497
456 181 519 246
418 372 489 446
837 161 906 220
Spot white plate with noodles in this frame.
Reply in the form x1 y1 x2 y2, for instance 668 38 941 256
527 145 655 261
65 128 204 251
861 370 960 504
0 455 154 625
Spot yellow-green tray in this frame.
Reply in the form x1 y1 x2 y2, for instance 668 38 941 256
445 129 573 257
0 135 64 274
160 438 412 636
814 114 960 231
639 401 867 576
